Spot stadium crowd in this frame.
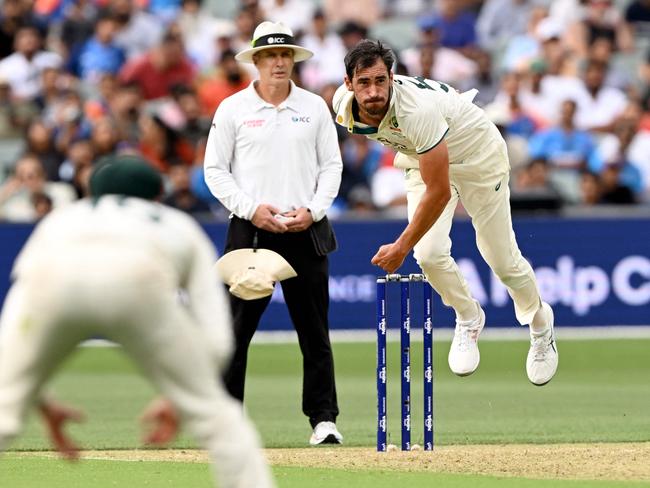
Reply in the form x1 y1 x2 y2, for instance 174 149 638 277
1 0 650 222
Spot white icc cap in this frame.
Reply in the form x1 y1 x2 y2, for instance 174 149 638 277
235 21 314 64
215 248 297 300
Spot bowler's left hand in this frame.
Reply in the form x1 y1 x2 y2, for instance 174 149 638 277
284 207 313 232
371 242 408 273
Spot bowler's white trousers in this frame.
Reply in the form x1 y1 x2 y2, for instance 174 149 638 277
404 133 542 325
0 248 274 488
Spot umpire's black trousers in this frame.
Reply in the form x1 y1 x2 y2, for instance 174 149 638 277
222 217 339 428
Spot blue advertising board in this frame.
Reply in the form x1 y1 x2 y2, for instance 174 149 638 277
1 217 649 330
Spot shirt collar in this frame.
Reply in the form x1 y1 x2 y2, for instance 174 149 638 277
334 86 395 135
248 80 300 112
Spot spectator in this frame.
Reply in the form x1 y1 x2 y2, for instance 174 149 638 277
35 67 65 117
58 0 97 58
104 81 142 143
111 0 165 60
138 113 193 173
579 170 602 205
148 0 182 24
565 0 634 59
197 49 250 117
177 0 230 70
323 0 381 28
338 21 367 51
625 0 650 35
574 59 628 132
477 0 537 52
484 71 538 139
586 36 633 90
519 58 583 129
339 134 384 205
370 152 408 217
0 25 62 101
548 0 585 31
599 162 637 204
51 89 91 157
170 84 211 146
69 12 125 83
90 116 120 158
0 0 38 60
163 164 211 216
260 0 314 34
499 5 549 72
58 138 95 197
301 10 346 93
457 50 499 107
119 32 196 100
400 18 477 85
429 0 478 55
0 155 75 222
0 77 37 140
528 99 600 202
513 158 556 193
25 119 64 181
597 108 650 198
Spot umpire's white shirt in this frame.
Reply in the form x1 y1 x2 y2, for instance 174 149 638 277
204 80 342 222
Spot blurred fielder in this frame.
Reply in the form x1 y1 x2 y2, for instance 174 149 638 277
334 40 558 386
0 157 275 488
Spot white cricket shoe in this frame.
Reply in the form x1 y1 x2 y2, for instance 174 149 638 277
526 302 558 386
309 421 343 446
448 301 485 376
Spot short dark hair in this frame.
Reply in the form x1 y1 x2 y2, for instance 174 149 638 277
344 39 395 80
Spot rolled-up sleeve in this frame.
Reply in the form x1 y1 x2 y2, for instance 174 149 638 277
308 100 343 221
203 102 258 220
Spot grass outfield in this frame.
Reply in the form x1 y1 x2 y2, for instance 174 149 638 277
3 338 650 487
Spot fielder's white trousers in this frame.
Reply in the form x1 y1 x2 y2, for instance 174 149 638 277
0 250 274 488
404 134 542 325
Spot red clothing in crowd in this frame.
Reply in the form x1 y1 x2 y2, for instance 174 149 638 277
119 53 196 100
197 78 249 117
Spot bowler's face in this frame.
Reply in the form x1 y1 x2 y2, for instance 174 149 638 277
254 48 295 83
345 59 392 117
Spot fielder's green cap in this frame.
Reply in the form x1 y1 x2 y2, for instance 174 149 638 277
89 155 163 200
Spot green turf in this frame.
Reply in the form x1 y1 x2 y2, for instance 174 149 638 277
9 339 650 450
1 457 648 488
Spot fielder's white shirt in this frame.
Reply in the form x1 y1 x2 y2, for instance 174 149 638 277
12 196 233 368
204 80 342 222
333 74 495 169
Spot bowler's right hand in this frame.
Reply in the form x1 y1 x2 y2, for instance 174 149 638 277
252 204 289 233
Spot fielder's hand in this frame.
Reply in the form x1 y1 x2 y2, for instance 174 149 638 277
140 397 179 446
283 207 313 232
38 398 86 461
371 242 408 273
252 204 288 233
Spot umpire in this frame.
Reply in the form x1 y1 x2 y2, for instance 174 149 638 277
204 21 343 445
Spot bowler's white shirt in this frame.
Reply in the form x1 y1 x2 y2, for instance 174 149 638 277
204 80 342 222
334 74 494 169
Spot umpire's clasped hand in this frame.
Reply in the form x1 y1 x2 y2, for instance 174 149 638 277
252 204 289 233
